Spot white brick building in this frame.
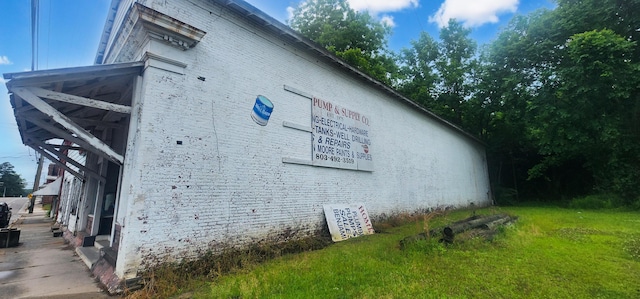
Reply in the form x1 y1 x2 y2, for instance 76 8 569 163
4 0 490 292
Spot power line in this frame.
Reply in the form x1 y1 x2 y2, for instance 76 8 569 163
0 155 33 159
412 5 426 33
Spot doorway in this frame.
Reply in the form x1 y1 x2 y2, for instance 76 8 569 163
98 162 119 235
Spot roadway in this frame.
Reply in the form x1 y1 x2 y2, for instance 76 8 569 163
0 197 29 227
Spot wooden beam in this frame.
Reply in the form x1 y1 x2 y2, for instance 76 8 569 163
12 94 29 145
65 78 106 96
25 122 44 134
101 81 135 122
21 116 123 166
53 81 64 92
12 87 124 164
69 117 127 130
27 86 132 114
27 137 105 182
29 144 85 182
49 144 83 151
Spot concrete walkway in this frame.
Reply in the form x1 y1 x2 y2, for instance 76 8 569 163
0 203 113 298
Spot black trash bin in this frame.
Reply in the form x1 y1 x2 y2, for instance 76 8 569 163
0 228 20 247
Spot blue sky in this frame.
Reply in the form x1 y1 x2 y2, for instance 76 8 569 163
0 0 554 188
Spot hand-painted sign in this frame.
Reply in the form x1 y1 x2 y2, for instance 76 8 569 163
251 95 274 126
323 204 375 242
312 97 373 171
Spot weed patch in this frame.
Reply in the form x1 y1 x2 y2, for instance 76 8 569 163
569 194 623 209
124 236 332 298
552 227 608 242
125 206 640 299
624 234 640 260
373 208 447 232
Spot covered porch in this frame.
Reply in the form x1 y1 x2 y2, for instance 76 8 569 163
3 61 143 253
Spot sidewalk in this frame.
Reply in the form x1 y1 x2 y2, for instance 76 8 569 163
0 203 113 298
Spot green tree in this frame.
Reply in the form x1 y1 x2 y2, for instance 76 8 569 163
396 20 478 127
434 19 478 125
0 162 26 197
288 0 397 85
472 12 557 201
397 31 439 106
529 29 640 201
478 0 640 204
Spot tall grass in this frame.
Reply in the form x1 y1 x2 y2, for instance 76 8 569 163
128 207 640 298
568 194 620 209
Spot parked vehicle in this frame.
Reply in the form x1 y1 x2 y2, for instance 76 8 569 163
0 202 12 228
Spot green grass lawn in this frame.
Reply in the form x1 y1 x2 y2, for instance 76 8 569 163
153 206 640 299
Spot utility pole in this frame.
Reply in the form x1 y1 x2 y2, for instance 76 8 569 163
29 155 44 213
28 0 40 213
31 0 39 72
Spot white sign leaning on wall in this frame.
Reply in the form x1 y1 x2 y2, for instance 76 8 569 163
323 204 375 242
311 97 373 171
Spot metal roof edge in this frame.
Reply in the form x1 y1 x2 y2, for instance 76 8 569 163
3 61 144 86
95 0 122 65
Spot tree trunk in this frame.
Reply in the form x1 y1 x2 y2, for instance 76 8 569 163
480 216 516 230
443 214 508 237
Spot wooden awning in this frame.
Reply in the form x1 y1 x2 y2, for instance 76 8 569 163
3 62 144 181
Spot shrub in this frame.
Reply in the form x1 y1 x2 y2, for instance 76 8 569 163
494 187 519 206
569 194 620 209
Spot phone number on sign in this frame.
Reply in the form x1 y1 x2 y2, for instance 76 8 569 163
315 154 355 164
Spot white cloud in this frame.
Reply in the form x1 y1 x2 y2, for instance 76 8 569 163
429 0 518 28
348 0 419 14
287 0 414 28
286 6 295 21
380 15 396 27
0 78 6 84
0 56 11 65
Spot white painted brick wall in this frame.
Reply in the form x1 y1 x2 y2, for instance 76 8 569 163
113 0 491 278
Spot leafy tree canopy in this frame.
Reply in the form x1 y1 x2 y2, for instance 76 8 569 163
288 0 640 206
477 0 640 204
0 162 26 197
397 19 478 126
288 0 397 84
